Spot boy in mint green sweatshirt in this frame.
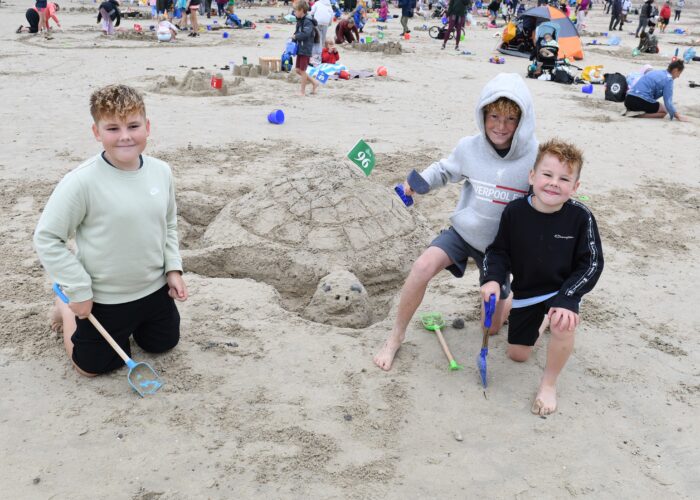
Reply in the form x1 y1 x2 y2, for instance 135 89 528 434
34 84 188 377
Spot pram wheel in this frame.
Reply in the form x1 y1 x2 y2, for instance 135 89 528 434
429 25 454 40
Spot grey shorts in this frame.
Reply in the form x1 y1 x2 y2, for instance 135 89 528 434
430 227 511 300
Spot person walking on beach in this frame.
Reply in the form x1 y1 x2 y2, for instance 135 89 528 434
674 0 683 21
310 0 333 47
398 0 415 37
636 0 653 37
609 0 623 31
442 0 467 50
373 73 538 371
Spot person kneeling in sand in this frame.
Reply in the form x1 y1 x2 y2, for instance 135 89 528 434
373 73 538 371
480 139 604 416
34 84 188 377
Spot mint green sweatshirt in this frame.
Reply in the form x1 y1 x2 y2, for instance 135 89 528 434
34 154 183 304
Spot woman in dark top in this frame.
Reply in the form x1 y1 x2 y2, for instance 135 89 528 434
442 0 468 50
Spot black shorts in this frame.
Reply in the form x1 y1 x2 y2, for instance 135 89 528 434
507 297 555 346
430 226 511 299
71 285 180 374
625 94 660 114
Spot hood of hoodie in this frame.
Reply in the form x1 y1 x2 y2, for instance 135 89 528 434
474 73 536 162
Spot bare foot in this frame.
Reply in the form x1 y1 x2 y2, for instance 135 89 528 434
531 383 557 416
49 300 64 333
310 83 319 95
373 336 403 371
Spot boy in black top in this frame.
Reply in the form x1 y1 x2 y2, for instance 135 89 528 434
480 139 603 416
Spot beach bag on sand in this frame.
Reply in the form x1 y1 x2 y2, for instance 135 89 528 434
604 72 628 102
552 67 574 84
281 52 294 72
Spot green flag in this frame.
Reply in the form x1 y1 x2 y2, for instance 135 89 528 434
347 139 376 176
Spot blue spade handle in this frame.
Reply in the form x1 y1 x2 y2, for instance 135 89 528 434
484 294 496 329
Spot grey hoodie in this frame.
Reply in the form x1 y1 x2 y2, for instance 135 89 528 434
419 73 538 253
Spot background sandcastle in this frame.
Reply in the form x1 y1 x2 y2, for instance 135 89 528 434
150 69 250 96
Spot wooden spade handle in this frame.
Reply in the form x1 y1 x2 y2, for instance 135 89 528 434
88 314 131 364
434 328 457 364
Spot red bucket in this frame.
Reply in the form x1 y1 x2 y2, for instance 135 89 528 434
211 74 223 89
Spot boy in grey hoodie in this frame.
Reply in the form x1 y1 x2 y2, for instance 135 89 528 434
374 73 538 371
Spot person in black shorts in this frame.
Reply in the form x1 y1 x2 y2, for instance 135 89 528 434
481 139 603 416
34 85 188 377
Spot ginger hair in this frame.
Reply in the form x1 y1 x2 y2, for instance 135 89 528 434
483 97 521 120
89 84 146 123
535 138 584 178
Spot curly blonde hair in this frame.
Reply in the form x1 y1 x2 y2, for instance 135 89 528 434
89 85 146 123
483 97 521 120
535 138 584 178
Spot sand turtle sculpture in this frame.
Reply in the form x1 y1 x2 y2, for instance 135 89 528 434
182 163 433 328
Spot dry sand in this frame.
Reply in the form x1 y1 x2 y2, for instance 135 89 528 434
1 1 699 498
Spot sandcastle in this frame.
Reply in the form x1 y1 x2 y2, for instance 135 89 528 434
182 163 432 327
349 41 402 55
150 70 249 96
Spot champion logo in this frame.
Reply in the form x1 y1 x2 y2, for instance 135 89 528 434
554 234 574 239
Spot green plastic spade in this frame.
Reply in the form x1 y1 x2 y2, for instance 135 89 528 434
420 312 463 371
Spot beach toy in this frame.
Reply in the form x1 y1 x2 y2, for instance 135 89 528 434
149 25 155 31
366 35 373 43
632 48 640 56
378 32 384 39
671 47 679 62
592 39 597 45
53 283 162 397
394 184 413 207
211 73 223 89
222 31 229 38
339 70 350 80
243 56 248 65
207 24 212 31
264 32 270 39
285 40 297 55
315 71 329 84
376 65 387 76
581 83 593 94
213 20 218 24
460 33 465 41
683 48 696 63
603 31 608 36
360 37 365 43
441 15 447 24
609 36 620 46
134 23 142 32
267 109 285 124
578 195 590 201
489 56 505 64
478 294 496 387
420 312 463 371
404 33 410 40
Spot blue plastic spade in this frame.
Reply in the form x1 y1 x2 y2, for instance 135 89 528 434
478 294 496 388
52 283 162 397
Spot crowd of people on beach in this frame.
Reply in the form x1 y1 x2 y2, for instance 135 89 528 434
19 0 695 416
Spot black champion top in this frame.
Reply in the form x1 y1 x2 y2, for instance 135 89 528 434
481 196 604 313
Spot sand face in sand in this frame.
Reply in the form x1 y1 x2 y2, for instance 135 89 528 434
182 163 432 326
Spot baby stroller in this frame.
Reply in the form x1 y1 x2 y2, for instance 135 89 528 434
429 24 455 40
528 22 559 74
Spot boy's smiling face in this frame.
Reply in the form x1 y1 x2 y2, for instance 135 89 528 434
529 153 580 213
92 112 150 171
484 110 519 150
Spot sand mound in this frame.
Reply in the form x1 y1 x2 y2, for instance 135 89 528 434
113 31 158 41
182 162 432 324
349 41 402 55
303 270 372 328
150 70 250 96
